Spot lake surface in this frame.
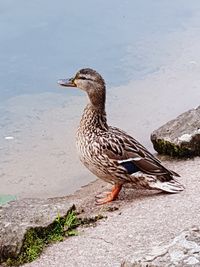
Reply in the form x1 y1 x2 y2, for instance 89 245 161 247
1 0 200 203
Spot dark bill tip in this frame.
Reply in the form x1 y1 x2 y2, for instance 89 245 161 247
57 78 76 87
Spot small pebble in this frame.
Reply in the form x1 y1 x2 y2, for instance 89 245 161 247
5 136 14 140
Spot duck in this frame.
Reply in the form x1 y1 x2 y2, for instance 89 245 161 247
58 68 184 204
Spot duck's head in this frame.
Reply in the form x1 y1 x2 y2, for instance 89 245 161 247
58 68 106 110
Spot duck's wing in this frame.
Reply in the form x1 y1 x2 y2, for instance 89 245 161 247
99 126 179 181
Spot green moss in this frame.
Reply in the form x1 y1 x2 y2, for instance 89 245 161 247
18 230 44 263
5 207 105 266
5 208 79 266
81 214 105 225
152 139 193 157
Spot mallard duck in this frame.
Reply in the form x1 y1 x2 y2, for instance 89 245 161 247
58 68 184 204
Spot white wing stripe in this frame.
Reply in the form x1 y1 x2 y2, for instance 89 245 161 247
118 157 142 164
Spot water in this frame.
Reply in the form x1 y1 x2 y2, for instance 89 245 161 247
1 0 198 101
1 0 200 202
0 195 16 206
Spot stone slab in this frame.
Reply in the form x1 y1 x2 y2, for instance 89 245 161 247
151 106 200 157
0 198 75 263
122 226 200 267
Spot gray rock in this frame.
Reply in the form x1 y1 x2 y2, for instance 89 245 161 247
122 226 200 267
0 198 74 263
151 106 200 157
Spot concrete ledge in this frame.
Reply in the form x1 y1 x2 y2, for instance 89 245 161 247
1 157 200 266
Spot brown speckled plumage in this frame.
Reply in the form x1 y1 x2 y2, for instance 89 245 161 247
58 68 184 204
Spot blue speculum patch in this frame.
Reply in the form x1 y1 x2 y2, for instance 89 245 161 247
0 195 16 206
120 161 140 174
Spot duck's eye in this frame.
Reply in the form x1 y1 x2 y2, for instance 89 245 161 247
79 76 87 80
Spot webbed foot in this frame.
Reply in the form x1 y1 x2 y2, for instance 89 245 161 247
95 184 122 205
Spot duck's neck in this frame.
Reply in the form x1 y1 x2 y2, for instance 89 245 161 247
79 84 108 131
87 85 106 111
80 103 108 131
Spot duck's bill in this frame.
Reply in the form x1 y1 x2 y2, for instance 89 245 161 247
57 78 76 87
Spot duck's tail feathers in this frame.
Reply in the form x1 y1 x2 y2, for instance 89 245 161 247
150 179 185 193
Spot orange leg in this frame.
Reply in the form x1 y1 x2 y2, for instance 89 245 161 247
95 184 122 205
